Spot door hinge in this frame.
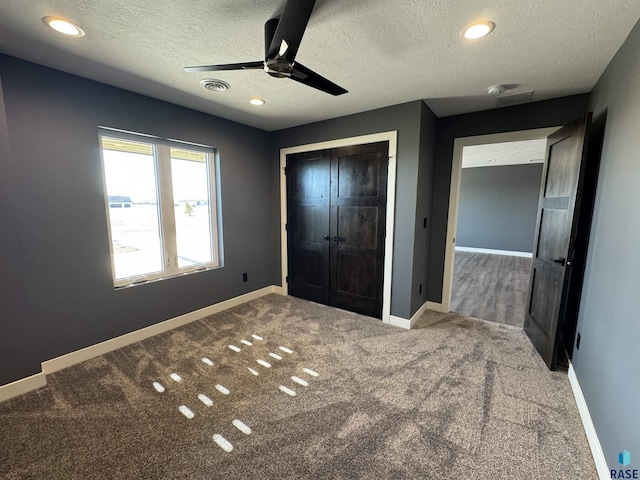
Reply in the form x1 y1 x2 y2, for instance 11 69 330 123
285 276 289 283
285 223 288 231
283 166 289 175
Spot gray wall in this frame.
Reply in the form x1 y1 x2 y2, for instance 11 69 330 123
272 100 437 319
427 94 590 302
0 76 43 383
0 55 280 385
457 164 543 252
573 19 640 466
410 102 437 314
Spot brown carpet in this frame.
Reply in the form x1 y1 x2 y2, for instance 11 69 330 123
0 294 596 479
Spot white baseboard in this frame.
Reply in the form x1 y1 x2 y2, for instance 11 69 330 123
389 299 436 330
42 286 281 375
455 246 533 258
568 364 610 479
0 372 47 403
388 315 412 329
271 285 285 296
409 300 431 327
426 301 446 313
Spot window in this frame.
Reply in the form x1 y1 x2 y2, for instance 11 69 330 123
99 129 220 286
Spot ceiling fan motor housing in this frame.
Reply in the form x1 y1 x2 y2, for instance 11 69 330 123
264 57 293 78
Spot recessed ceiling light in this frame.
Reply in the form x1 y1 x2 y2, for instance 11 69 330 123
463 21 495 40
249 97 265 106
42 16 85 37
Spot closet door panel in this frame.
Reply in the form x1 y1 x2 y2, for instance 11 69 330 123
330 142 388 318
286 150 331 304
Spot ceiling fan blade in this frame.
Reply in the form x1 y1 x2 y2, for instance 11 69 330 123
264 18 279 58
184 61 263 73
290 62 347 96
266 0 316 61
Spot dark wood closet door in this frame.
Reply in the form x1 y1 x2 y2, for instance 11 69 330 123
524 113 591 369
286 149 331 304
330 142 388 318
286 141 389 319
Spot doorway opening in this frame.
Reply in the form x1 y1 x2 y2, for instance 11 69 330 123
442 128 560 321
450 138 547 327
279 131 398 324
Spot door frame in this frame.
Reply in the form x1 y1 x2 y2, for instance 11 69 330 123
280 131 398 324
441 127 560 313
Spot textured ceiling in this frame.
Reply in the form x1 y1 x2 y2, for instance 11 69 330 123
1 0 639 131
462 139 547 169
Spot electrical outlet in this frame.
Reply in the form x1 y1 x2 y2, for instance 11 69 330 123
242 272 248 282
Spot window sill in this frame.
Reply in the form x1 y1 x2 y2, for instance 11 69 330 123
113 264 221 289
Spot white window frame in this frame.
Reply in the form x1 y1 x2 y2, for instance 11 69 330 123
99 128 221 287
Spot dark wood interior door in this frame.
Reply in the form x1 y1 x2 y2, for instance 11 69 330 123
330 143 389 318
286 141 388 318
286 149 331 304
524 113 592 370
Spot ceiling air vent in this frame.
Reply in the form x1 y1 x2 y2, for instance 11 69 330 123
496 90 534 107
200 79 230 92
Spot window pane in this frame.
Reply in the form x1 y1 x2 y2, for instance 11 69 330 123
102 137 164 279
170 148 213 267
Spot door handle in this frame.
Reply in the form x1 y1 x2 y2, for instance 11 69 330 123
333 236 345 242
553 258 566 266
322 236 330 241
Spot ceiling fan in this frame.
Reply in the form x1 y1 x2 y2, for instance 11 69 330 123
184 0 347 96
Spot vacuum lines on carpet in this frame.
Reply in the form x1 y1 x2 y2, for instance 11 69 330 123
149 332 320 453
